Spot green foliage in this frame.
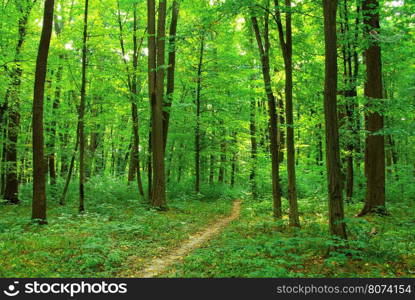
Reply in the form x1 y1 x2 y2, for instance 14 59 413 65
0 177 233 277
162 169 414 278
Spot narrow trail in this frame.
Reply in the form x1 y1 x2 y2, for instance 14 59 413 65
134 199 241 278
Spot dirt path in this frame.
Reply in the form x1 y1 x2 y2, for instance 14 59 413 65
134 199 241 278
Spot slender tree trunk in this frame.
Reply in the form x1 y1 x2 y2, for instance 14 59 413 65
117 2 145 197
249 86 258 199
60 122 80 205
147 130 152 200
78 0 89 213
230 132 237 188
48 15 65 192
48 61 63 190
359 0 386 216
340 0 359 201
209 153 215 185
218 126 226 184
322 0 347 242
274 0 300 226
32 0 55 224
251 14 282 218
163 0 179 149
195 35 205 193
4 4 31 204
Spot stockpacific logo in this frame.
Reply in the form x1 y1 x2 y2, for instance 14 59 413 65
3 281 20 297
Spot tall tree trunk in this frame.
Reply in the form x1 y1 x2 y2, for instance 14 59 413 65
3 2 32 204
322 0 347 241
249 84 258 198
117 1 145 197
195 35 205 193
48 61 63 190
251 13 282 218
274 0 300 227
78 0 89 212
358 0 386 216
48 12 65 192
32 0 55 224
148 0 167 208
339 0 359 201
131 5 145 197
163 0 179 149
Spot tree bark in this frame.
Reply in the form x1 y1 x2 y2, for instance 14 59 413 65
249 83 258 199
322 0 347 240
251 14 282 218
359 0 386 216
163 0 179 149
3 2 32 204
59 122 80 205
148 0 167 209
195 35 205 193
32 0 55 224
274 0 300 227
78 0 89 212
117 1 145 197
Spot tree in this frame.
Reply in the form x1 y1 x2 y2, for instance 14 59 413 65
273 0 300 227
2 0 35 204
251 12 282 218
32 0 55 224
322 0 347 241
116 0 145 197
78 0 89 213
163 0 179 149
358 0 386 216
147 0 167 209
195 35 205 193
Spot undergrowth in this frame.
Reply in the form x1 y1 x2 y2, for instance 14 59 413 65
0 176 238 277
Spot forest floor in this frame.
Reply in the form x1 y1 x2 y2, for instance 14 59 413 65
120 200 241 277
160 195 414 278
0 178 236 277
1 177 414 278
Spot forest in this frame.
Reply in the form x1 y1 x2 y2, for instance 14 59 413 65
0 0 414 278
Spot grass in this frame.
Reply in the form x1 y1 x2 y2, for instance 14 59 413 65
0 177 236 277
161 168 415 278
1 166 413 278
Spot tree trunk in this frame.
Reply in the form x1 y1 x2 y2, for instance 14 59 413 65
148 0 167 209
322 0 347 241
163 0 179 149
60 122 80 205
3 3 32 204
249 85 258 198
359 0 386 216
32 0 55 224
117 1 145 197
274 0 300 227
209 153 215 185
251 14 282 218
195 35 205 193
218 142 226 183
78 0 89 213
230 132 237 188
